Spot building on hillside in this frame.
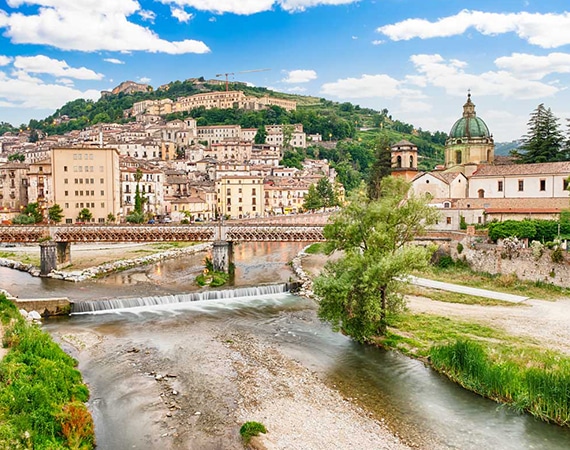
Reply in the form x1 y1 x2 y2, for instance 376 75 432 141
0 162 29 213
169 196 212 222
51 147 120 223
197 125 242 147
27 159 53 213
110 81 151 96
390 140 418 181
265 124 306 148
257 95 297 111
176 91 247 113
411 172 468 199
120 166 165 218
264 178 310 214
206 141 253 162
445 93 494 175
216 175 264 219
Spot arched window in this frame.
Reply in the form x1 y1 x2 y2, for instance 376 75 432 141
410 155 414 168
443 201 451 208
478 189 485 198
455 150 462 164
396 155 402 168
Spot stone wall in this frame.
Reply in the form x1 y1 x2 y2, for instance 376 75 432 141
450 237 570 288
13 298 71 317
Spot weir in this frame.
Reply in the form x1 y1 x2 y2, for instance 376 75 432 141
71 282 300 314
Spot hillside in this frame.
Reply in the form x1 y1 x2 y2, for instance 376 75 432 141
8 79 447 190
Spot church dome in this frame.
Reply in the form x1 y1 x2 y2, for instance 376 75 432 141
449 93 491 139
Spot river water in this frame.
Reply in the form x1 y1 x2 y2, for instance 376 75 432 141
3 242 570 449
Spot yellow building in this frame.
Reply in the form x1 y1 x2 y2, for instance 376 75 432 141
216 175 264 219
51 147 120 223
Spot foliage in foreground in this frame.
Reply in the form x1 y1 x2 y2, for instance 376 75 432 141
0 295 94 449
430 339 570 426
314 177 439 342
239 421 267 444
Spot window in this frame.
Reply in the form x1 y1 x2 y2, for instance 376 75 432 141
540 179 546 191
478 189 485 198
498 181 503 192
75 190 79 196
455 150 462 164
98 218 105 223
91 191 94 196
66 218 72 224
101 203 105 208
446 217 452 225
65 191 68 196
564 179 570 191
64 178 68 184
64 166 68 172
396 155 402 168
100 178 104 184
65 203 69 208
518 180 524 191
101 190 104 196
252 188 256 195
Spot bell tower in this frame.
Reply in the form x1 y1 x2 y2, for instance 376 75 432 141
390 140 418 181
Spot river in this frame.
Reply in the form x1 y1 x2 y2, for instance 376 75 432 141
3 242 570 449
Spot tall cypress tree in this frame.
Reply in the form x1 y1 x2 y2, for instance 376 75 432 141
367 134 392 200
517 104 566 163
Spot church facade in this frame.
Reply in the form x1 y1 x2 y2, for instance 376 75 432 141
404 94 570 230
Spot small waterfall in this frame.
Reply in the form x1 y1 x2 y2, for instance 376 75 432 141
71 282 301 314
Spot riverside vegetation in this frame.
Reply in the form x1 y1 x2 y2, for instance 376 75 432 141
0 294 94 449
306 227 570 427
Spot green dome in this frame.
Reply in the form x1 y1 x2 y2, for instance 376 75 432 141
449 93 491 139
449 116 490 139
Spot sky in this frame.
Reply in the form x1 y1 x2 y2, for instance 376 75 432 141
0 1 570 142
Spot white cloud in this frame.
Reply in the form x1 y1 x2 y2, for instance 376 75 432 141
282 69 317 83
399 99 432 113
321 74 402 98
139 76 151 83
409 53 559 99
158 0 358 15
495 52 570 80
209 16 216 22
0 0 210 54
171 7 194 22
138 9 156 22
371 40 384 45
13 55 104 80
104 58 125 64
351 35 358 40
378 10 570 48
0 55 12 66
56 78 74 86
0 70 100 110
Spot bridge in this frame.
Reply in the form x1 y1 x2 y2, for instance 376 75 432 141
0 221 327 276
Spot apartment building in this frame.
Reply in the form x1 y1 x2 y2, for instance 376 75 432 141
216 175 264 219
121 166 165 217
257 95 297 111
176 91 247 113
197 125 241 147
264 178 310 214
0 162 29 212
51 147 120 223
27 159 53 211
265 124 307 148
206 141 253 162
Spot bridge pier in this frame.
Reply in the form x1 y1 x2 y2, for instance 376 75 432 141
40 241 71 276
212 241 233 273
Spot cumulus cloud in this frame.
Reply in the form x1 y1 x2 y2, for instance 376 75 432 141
171 7 194 22
158 0 358 15
13 55 104 80
104 58 125 64
409 53 559 99
138 9 156 22
139 76 151 83
495 52 570 80
282 69 317 83
371 40 384 45
0 70 100 110
0 55 12 66
321 74 402 98
0 0 210 54
378 10 570 48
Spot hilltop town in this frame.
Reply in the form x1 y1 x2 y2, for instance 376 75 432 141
0 82 338 224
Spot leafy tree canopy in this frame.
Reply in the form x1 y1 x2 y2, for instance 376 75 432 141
315 177 439 341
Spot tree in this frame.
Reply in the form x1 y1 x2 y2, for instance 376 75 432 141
7 153 25 162
106 213 116 223
28 129 39 143
514 104 566 163
314 177 439 342
22 202 43 223
254 124 267 144
133 168 145 215
315 177 337 208
77 208 92 222
367 134 393 200
282 124 295 149
302 184 322 211
48 204 64 223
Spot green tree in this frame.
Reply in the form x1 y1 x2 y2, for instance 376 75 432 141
315 177 337 208
106 212 116 223
77 208 93 222
302 184 322 211
254 124 267 144
282 124 295 149
22 202 43 223
314 177 439 341
7 153 25 162
514 104 566 163
28 129 39 143
133 168 145 215
47 204 64 223
367 134 393 200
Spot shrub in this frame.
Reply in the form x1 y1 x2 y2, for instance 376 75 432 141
459 215 467 230
456 243 464 254
436 255 454 269
239 421 267 444
551 247 564 264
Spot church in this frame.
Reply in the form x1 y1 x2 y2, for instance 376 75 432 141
391 93 570 230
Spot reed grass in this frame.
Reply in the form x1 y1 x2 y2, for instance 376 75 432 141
430 339 570 426
0 294 95 449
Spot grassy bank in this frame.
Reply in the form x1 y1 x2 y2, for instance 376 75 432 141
0 294 95 449
382 311 570 427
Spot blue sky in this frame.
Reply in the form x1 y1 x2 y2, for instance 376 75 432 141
1 0 570 141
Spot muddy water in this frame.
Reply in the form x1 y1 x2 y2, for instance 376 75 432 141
4 242 570 449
